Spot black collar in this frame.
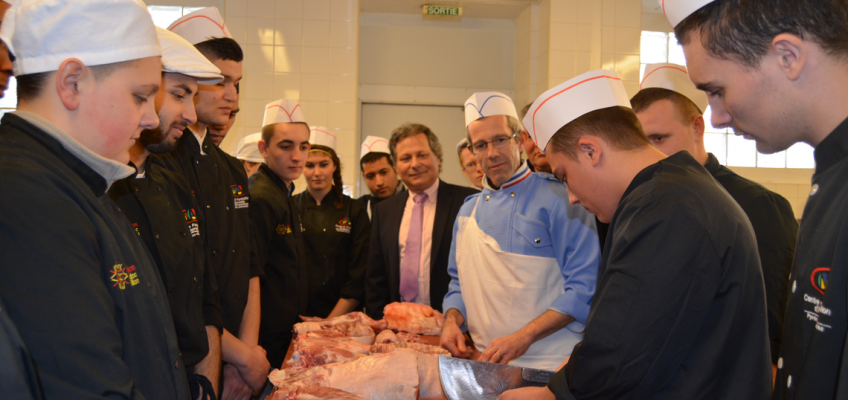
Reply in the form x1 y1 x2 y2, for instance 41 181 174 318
814 116 848 176
258 164 295 196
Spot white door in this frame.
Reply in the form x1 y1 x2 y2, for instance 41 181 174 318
358 103 473 197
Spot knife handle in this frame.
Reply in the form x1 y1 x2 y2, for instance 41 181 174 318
521 368 556 384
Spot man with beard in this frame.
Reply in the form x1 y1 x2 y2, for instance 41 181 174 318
157 8 266 399
110 28 242 400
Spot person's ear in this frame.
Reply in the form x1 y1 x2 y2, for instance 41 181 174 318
772 33 806 81
692 114 706 140
55 58 86 111
577 136 602 168
258 139 268 158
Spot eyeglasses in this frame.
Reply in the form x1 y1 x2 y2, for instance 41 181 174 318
470 133 517 154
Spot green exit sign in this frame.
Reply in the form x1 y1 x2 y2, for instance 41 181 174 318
422 5 462 19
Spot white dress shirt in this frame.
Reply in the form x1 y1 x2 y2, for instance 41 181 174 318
398 179 439 306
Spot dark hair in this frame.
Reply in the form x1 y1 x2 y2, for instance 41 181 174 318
195 37 244 63
17 60 134 103
309 144 345 209
549 106 650 161
389 123 443 173
360 152 394 172
630 88 702 125
519 103 532 120
675 0 848 69
261 122 310 144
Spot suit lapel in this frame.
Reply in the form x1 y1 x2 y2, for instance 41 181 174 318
431 180 451 270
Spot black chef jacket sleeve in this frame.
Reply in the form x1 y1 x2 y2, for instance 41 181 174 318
365 204 390 319
249 195 275 278
548 205 722 399
0 191 145 399
742 192 796 362
248 218 265 282
198 215 224 333
339 199 371 302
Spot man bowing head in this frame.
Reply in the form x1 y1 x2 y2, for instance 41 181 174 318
441 92 600 371
500 70 771 399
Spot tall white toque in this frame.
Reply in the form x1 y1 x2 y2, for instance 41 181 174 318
263 99 307 126
523 69 631 153
464 91 519 127
156 27 223 85
167 6 232 45
640 63 709 113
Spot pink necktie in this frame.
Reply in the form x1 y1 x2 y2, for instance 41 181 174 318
400 193 428 302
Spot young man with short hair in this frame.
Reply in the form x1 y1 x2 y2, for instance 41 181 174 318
667 0 848 397
157 8 264 398
250 99 312 369
455 138 484 190
0 1 190 398
500 70 771 400
358 136 404 220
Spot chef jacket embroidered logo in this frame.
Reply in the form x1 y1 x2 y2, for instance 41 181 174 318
335 217 352 234
183 208 201 237
276 224 292 235
231 184 249 209
132 222 140 236
110 263 140 290
811 267 829 295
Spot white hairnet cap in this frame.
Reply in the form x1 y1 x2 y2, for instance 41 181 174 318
167 6 232 45
524 70 631 153
309 126 336 151
263 99 307 126
2 0 160 76
464 92 519 127
157 27 222 85
640 63 708 113
659 0 715 28
234 132 263 163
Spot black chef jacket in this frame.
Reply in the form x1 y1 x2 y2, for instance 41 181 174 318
153 129 256 335
250 164 309 368
704 153 797 364
110 157 224 367
294 189 370 318
548 151 771 400
0 113 190 399
773 117 848 400
357 182 406 220
0 297 44 400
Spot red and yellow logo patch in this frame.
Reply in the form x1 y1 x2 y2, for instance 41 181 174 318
111 263 140 290
811 267 829 295
276 224 292 235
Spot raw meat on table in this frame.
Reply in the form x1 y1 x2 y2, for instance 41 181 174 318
374 330 398 344
270 351 419 400
396 332 424 344
383 302 445 335
271 386 363 400
371 342 451 357
284 346 367 372
292 336 372 356
299 312 388 331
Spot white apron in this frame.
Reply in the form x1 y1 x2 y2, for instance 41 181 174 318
456 196 582 371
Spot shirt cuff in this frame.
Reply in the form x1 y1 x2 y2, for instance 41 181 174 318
442 296 469 333
548 290 591 325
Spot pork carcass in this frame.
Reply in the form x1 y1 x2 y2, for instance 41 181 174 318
393 349 445 399
292 336 372 356
374 330 398 344
370 342 451 357
299 312 388 331
382 302 445 335
284 346 367 372
396 331 424 344
270 386 363 400
270 351 419 400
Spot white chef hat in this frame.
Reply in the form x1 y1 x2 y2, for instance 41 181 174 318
640 63 708 113
309 126 337 151
524 69 631 153
2 0 160 76
464 92 519 127
456 138 470 157
659 0 715 28
234 132 263 163
157 27 222 85
360 136 391 161
167 7 232 45
263 99 307 127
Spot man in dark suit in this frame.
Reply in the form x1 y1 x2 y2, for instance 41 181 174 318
365 123 478 319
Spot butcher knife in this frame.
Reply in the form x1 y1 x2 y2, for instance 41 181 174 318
438 356 556 400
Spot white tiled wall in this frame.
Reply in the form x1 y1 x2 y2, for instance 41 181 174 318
221 0 360 188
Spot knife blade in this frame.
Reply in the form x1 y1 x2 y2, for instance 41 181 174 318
438 356 556 400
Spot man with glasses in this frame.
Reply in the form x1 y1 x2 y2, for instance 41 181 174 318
456 138 484 190
440 92 600 371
